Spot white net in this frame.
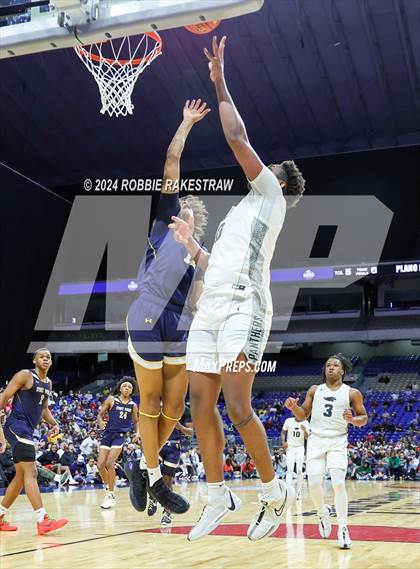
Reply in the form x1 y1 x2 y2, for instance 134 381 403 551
75 33 162 118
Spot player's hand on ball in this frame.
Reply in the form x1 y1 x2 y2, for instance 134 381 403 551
183 99 211 124
343 409 354 424
284 397 298 410
204 35 226 82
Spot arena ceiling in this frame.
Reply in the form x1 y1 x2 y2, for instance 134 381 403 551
0 0 419 187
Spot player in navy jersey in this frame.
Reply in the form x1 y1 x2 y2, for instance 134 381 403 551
125 100 209 515
0 349 68 534
97 377 139 509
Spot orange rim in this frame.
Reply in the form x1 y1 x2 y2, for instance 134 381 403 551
76 31 162 66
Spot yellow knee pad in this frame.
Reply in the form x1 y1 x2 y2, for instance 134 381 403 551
161 410 182 422
139 410 161 419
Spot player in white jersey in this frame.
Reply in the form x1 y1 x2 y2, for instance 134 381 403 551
285 354 368 549
169 36 306 542
281 416 310 500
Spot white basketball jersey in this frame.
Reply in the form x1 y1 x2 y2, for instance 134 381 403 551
202 167 286 302
282 417 309 448
310 383 351 438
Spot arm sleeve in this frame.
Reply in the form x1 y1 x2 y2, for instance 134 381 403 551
155 193 181 225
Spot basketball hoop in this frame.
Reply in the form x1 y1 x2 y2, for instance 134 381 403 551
74 32 162 118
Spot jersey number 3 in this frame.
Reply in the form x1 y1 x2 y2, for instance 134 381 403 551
323 403 333 417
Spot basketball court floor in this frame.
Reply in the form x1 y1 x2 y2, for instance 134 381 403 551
1 480 418 569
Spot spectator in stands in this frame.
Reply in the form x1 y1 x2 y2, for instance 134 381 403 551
38 443 61 473
85 458 101 484
80 430 99 458
273 449 287 478
346 456 358 479
406 454 419 480
234 447 247 469
388 450 402 480
356 461 373 480
242 457 257 479
223 457 235 480
58 443 79 485
123 442 141 463
373 460 388 480
0 443 15 487
72 456 87 484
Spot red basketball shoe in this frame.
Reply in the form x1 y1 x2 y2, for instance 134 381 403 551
37 515 68 535
0 514 18 531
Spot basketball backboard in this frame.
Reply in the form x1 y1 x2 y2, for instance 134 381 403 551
0 0 264 59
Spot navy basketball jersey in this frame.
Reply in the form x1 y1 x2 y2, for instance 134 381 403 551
8 370 52 430
136 193 201 312
106 396 134 433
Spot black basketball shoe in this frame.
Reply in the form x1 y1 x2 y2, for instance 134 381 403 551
148 478 190 514
124 459 147 512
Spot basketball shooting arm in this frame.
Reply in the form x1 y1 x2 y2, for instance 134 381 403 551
0 371 36 453
343 389 368 427
204 36 264 181
284 385 317 421
164 100 211 270
162 99 210 194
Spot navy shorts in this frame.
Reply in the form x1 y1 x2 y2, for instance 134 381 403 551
127 296 190 369
100 431 127 449
160 442 181 476
4 419 36 463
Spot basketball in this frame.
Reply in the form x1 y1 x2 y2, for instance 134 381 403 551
184 20 221 35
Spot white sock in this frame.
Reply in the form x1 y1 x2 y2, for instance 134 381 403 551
35 507 47 523
108 491 115 498
140 456 147 470
105 484 109 491
0 504 8 516
147 466 162 486
207 481 226 504
54 474 61 483
262 477 283 501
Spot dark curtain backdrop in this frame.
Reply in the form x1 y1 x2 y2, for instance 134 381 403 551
1 145 419 380
0 166 70 380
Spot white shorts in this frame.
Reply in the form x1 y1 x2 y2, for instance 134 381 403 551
186 290 272 373
286 446 305 465
306 433 348 475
